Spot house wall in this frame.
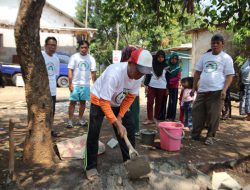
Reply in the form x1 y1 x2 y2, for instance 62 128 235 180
41 4 75 28
0 0 75 27
190 29 235 73
0 0 79 63
0 28 78 62
0 28 16 63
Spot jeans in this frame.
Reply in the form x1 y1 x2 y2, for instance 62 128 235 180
183 101 193 128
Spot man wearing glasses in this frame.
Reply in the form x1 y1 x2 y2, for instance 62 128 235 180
66 40 97 128
42 36 60 137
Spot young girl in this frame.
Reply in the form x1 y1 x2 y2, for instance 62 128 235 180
180 77 196 130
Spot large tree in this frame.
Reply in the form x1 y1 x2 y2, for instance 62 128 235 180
15 0 55 166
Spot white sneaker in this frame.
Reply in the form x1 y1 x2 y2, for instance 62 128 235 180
79 119 88 127
66 120 73 129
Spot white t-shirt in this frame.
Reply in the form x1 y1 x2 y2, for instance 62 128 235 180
182 89 196 103
149 69 167 89
68 53 96 86
195 51 235 92
42 51 60 96
91 62 142 107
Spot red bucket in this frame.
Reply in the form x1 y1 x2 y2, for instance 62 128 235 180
158 122 184 151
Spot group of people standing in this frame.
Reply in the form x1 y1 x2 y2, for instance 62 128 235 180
42 37 96 137
41 34 250 181
143 34 237 146
143 49 195 131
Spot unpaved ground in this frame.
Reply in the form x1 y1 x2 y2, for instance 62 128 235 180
0 86 249 189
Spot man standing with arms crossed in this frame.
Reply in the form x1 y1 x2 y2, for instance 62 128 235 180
66 40 97 128
191 34 235 145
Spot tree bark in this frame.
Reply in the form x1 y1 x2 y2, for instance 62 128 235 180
14 0 55 166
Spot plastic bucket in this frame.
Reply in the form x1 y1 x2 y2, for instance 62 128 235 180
158 122 184 151
140 129 157 146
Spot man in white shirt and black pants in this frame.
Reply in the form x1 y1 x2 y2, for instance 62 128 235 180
42 37 60 137
191 34 235 145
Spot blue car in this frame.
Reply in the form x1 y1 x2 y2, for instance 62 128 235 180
0 52 70 87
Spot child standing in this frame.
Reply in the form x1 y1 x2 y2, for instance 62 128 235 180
180 77 196 130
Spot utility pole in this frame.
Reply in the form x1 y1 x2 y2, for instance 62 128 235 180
85 0 88 28
115 22 119 50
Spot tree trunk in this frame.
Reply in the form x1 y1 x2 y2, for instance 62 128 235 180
14 0 55 166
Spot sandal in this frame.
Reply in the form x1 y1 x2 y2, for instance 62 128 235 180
204 137 215 145
143 120 154 125
183 127 190 132
86 168 99 181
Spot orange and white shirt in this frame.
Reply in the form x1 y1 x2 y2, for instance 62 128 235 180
91 62 142 123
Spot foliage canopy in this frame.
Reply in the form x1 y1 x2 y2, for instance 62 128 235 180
76 0 250 67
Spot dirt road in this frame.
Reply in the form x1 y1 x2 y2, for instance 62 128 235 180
0 86 249 189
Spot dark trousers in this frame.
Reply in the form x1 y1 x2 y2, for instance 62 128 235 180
84 104 135 171
166 88 179 120
51 96 56 117
158 95 167 120
0 72 5 88
222 90 231 118
147 86 166 120
191 90 222 138
130 96 140 133
183 101 193 128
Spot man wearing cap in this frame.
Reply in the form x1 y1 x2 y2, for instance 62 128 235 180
191 34 235 145
84 48 152 180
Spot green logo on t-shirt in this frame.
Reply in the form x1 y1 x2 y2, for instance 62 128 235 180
114 89 129 104
47 62 55 76
204 61 218 73
78 61 89 71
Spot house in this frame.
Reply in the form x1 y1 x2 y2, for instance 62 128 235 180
0 0 97 63
185 27 236 73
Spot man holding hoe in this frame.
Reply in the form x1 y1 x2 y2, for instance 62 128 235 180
84 48 153 181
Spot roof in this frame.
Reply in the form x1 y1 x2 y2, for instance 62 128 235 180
151 43 192 55
0 22 97 35
185 24 227 34
0 2 97 34
185 27 208 34
45 2 85 28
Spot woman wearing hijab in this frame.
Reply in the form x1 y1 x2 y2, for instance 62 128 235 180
143 50 168 124
166 52 181 121
239 53 250 121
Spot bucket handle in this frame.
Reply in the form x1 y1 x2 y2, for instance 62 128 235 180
162 128 185 140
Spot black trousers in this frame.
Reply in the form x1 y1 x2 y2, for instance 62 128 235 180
166 88 179 120
84 103 135 171
51 96 56 117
